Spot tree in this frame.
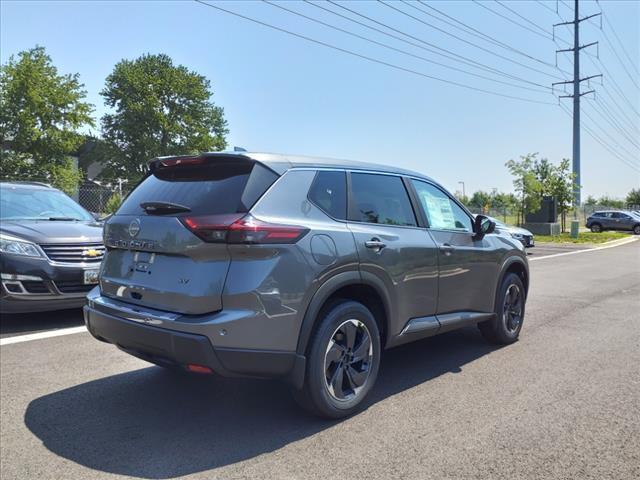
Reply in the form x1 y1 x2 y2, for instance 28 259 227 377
548 158 575 232
0 46 94 169
505 153 542 225
469 190 492 213
597 195 625 209
99 53 229 180
626 188 640 207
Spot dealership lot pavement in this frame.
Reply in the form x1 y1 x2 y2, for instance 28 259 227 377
1 240 639 479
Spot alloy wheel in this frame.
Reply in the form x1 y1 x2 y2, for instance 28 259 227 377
503 284 523 333
323 319 373 401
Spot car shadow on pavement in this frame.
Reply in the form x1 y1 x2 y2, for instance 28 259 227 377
24 326 498 479
0 309 84 336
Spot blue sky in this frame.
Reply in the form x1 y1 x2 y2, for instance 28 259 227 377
1 0 638 199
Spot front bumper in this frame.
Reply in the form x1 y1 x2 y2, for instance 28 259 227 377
0 254 100 313
83 293 303 382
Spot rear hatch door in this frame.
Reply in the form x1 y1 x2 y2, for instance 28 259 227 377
100 155 279 315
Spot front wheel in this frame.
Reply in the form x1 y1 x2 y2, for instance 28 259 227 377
293 301 381 419
633 225 640 235
590 223 602 233
479 273 526 345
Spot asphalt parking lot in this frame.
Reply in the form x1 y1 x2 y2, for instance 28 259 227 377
1 239 639 479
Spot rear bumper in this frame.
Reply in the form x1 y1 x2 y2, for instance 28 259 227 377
83 303 304 383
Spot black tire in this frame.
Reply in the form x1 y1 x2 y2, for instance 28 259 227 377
633 225 640 235
478 272 526 345
293 300 381 419
590 223 602 233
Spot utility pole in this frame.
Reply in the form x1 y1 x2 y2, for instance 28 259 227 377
458 181 466 199
552 0 602 213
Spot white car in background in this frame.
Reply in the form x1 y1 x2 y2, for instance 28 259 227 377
484 216 535 248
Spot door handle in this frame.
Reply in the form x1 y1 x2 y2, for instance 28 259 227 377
439 243 455 256
365 238 386 251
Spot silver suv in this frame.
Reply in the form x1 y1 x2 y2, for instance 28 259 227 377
85 152 529 418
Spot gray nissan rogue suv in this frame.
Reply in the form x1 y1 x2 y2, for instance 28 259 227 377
84 152 529 418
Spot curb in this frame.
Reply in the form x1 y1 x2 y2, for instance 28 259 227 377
530 236 638 262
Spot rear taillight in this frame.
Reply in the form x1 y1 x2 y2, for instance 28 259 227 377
180 214 309 244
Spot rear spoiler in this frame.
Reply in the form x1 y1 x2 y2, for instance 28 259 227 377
148 153 255 173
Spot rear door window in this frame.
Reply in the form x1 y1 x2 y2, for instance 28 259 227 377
308 170 347 220
117 160 278 216
349 173 416 227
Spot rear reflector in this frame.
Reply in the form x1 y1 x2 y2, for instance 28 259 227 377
180 214 309 245
186 364 213 374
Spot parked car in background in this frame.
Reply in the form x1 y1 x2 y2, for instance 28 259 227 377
586 210 640 235
485 216 534 248
84 152 529 418
0 182 104 313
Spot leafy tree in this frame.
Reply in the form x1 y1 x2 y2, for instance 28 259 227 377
505 153 542 225
104 192 123 215
99 53 228 180
626 188 640 207
548 158 575 232
597 195 625 209
454 192 470 206
0 46 94 171
469 190 492 213
584 195 598 206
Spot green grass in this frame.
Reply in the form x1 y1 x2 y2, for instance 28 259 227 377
535 231 631 244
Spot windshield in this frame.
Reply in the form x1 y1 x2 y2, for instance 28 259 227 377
0 186 93 221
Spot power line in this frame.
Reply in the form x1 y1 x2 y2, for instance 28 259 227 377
495 0 554 37
473 0 571 46
559 102 640 173
596 0 639 76
377 0 564 81
598 20 640 90
582 101 640 160
590 98 640 149
317 0 562 88
410 1 563 71
194 0 556 105
261 0 549 93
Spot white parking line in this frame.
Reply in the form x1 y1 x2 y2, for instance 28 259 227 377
529 236 638 262
0 326 87 346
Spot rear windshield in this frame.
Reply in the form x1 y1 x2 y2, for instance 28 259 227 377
117 160 279 216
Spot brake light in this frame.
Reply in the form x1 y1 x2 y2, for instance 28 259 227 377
180 214 309 244
159 156 207 168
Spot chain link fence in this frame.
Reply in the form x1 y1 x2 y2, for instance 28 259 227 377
0 176 132 216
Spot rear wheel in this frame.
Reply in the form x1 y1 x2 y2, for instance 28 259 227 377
590 223 602 233
479 273 526 345
293 301 380 419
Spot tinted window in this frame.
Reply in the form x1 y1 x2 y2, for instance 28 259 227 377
308 170 347 219
411 180 472 232
0 187 93 221
350 173 416 226
118 160 278 216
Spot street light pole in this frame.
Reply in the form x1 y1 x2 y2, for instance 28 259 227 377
458 181 466 199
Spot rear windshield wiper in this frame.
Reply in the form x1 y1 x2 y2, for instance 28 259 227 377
140 201 191 215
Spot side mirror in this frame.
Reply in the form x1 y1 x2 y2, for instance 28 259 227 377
474 215 495 238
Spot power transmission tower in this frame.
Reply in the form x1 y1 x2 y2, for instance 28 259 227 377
551 0 602 211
